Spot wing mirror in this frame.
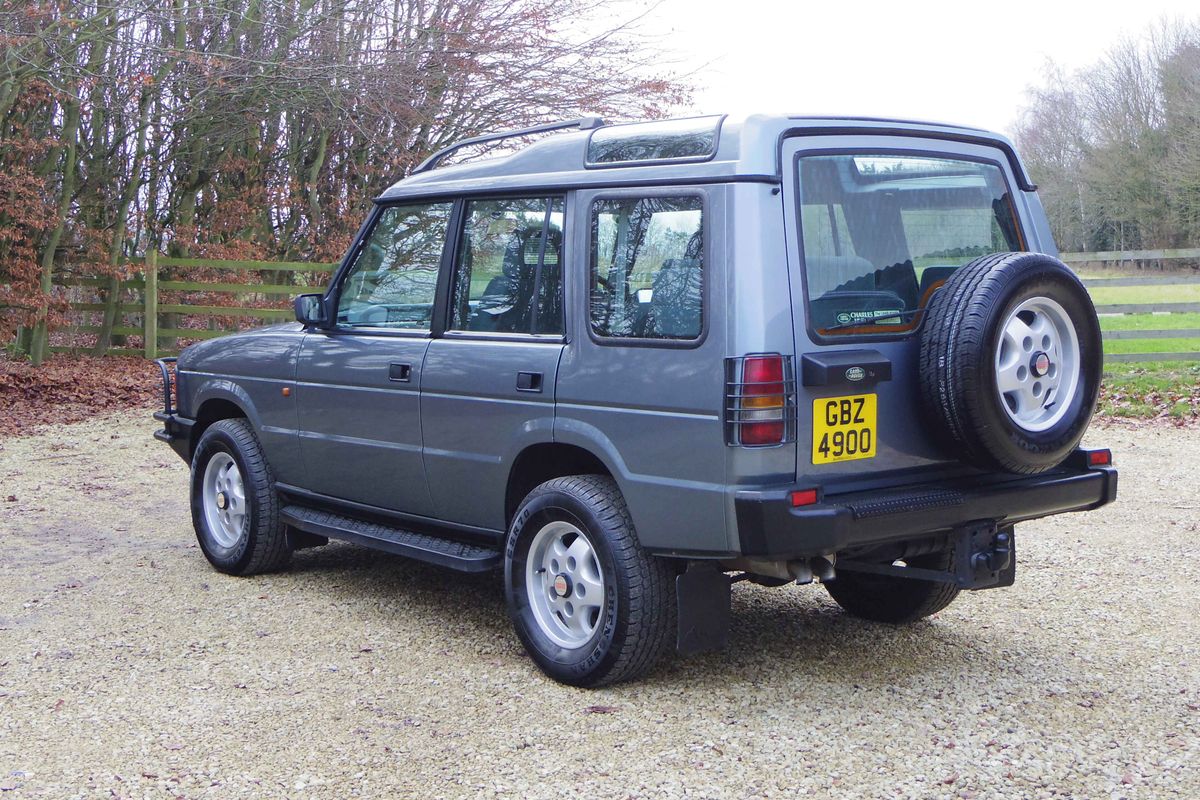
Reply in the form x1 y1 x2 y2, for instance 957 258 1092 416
294 293 329 328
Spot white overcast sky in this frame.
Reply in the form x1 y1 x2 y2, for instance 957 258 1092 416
631 0 1199 137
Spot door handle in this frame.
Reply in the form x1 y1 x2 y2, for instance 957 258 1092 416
388 362 412 382
516 371 543 393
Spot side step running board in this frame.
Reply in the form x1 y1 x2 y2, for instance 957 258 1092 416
280 505 501 573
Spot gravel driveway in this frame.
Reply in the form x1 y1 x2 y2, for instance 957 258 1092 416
0 412 1197 799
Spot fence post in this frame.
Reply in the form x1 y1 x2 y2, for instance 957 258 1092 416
144 250 158 359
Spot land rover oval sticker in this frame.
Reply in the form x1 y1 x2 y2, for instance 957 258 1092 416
845 366 866 382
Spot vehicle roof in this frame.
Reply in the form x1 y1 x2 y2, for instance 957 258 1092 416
378 113 1032 201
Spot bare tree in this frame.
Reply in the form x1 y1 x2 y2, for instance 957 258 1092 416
0 0 690 362
1014 17 1200 254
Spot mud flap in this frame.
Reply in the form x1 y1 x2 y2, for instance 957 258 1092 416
676 564 731 656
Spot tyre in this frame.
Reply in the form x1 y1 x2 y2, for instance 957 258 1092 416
190 418 292 575
825 551 960 624
504 475 676 687
919 251 1102 474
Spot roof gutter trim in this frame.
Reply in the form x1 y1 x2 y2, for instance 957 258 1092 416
374 173 780 203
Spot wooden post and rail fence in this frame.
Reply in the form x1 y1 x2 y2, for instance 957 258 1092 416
21 247 1200 364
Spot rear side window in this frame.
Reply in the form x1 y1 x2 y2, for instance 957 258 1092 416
797 153 1023 336
336 201 453 329
449 197 565 335
589 196 704 341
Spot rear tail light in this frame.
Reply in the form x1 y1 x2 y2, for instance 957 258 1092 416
725 354 796 446
741 356 785 444
1088 449 1112 466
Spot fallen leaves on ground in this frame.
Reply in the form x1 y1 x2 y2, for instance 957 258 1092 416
0 353 160 437
1098 381 1200 426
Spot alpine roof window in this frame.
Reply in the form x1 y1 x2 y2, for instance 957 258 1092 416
586 116 721 167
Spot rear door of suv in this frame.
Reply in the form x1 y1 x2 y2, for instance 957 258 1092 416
553 186 729 554
781 133 1050 486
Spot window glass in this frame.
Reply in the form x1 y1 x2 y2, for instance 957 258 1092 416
589 196 703 340
450 197 564 334
336 202 452 329
902 207 1013 270
587 117 721 166
797 153 1022 335
800 203 856 262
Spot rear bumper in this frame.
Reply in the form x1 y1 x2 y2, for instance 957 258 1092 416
153 411 195 462
734 453 1117 558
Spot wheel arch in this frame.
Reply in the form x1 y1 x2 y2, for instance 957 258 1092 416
189 380 260 457
504 443 613 527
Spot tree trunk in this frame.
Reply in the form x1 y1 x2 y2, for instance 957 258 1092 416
30 97 81 365
93 82 154 355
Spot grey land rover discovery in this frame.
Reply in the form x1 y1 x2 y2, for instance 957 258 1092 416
154 114 1117 686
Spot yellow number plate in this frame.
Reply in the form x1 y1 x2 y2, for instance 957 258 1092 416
812 394 877 464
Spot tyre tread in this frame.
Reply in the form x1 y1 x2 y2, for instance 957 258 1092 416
826 551 961 624
919 252 1102 474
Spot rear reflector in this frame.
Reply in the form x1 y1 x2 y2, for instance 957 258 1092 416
1088 449 1112 467
790 488 819 507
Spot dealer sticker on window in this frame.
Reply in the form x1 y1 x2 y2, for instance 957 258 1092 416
834 309 903 326
812 394 877 464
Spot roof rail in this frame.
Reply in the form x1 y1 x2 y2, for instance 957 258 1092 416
412 117 607 174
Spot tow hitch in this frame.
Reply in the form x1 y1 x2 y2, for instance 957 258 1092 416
838 521 1016 590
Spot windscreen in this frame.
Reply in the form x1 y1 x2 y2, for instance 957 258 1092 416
797 152 1023 335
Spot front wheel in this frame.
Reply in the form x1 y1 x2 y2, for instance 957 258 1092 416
190 418 292 575
504 475 676 687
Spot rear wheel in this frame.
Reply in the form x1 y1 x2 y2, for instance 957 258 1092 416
825 551 960 624
504 475 676 687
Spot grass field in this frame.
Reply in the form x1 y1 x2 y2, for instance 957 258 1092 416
1087 283 1200 305
1082 275 1199 420
1100 361 1200 419
1087 278 1200 360
1103 337 1200 354
1098 311 1200 330
1098 312 1200 355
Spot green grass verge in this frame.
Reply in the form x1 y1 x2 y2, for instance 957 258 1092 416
1098 312 1200 330
1087 283 1200 305
1086 286 1200 360
1103 337 1200 354
1099 361 1200 420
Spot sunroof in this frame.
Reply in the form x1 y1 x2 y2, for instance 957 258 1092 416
586 116 722 167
